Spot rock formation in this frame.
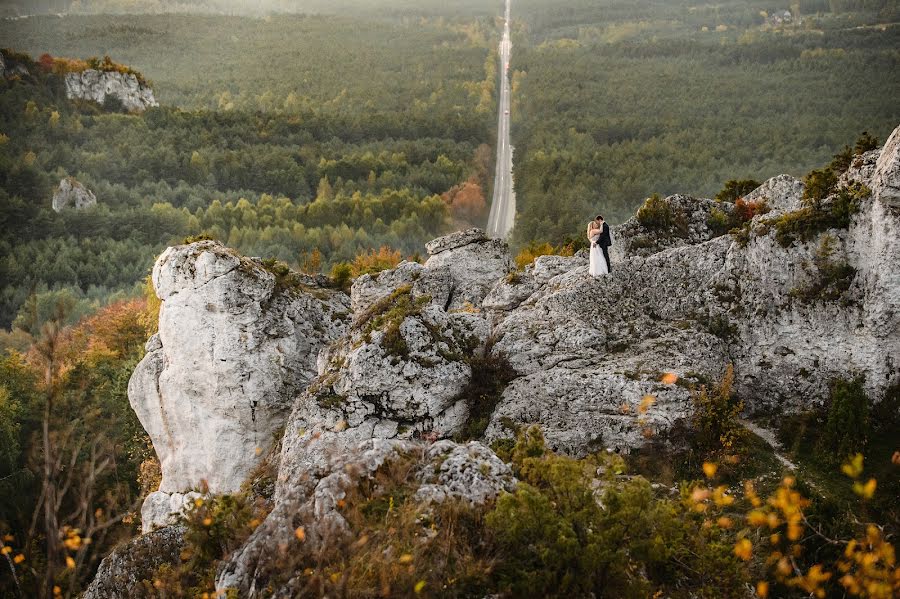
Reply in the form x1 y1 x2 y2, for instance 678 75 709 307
83 526 184 599
217 435 515 595
93 124 900 594
129 241 350 531
64 69 158 112
51 177 97 212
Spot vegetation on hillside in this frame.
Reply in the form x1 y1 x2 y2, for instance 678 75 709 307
508 0 899 244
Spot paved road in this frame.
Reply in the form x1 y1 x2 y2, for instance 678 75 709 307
486 0 515 239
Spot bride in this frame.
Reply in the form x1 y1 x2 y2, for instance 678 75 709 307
587 219 609 277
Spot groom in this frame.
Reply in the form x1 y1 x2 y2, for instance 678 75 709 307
594 215 612 273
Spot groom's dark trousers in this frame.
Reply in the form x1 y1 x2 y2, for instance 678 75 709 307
598 222 612 272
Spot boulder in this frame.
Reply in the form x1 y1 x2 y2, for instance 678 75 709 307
83 526 184 599
51 177 97 212
743 174 804 213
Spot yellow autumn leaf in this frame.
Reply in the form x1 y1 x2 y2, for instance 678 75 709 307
734 538 753 561
756 581 769 598
202 517 213 526
639 395 655 414
66 556 76 569
414 580 426 594
398 553 414 565
660 372 678 385
13 554 24 564
295 527 306 542
852 478 876 499
0 546 11 555
841 453 864 479
702 462 717 478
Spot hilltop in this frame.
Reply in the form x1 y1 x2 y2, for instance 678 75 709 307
84 123 900 598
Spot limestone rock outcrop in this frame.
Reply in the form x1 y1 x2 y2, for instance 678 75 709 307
83 526 184 599
129 241 349 531
217 435 515 595
65 69 158 112
100 125 900 597
51 177 97 212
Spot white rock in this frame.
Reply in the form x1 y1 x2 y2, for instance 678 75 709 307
129 241 349 529
64 69 158 112
51 177 97 212
744 174 804 213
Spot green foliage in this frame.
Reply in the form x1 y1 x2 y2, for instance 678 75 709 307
181 233 216 244
690 365 746 459
790 234 856 303
509 0 898 245
821 377 869 464
329 262 353 292
802 168 839 207
454 350 517 441
636 193 673 229
485 426 748 598
770 182 869 247
146 491 267 596
0 23 488 326
853 130 879 154
715 179 760 203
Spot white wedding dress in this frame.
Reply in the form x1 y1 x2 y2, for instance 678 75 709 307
589 234 609 277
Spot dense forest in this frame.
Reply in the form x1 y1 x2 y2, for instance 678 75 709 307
0 10 499 330
508 0 900 242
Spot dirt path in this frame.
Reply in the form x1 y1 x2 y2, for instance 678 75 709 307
739 419 797 470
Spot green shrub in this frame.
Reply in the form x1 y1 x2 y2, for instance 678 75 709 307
820 377 869 464
329 261 353 291
802 168 838 207
454 349 517 441
789 234 856 303
148 490 268 596
181 232 216 244
769 183 867 247
636 193 673 229
714 179 760 203
853 131 879 155
689 365 745 459
485 426 748 598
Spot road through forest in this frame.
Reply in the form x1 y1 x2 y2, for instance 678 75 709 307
485 0 515 239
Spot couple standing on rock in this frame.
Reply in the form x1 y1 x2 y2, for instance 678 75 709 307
587 215 612 277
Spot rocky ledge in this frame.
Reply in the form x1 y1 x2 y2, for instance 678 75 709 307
64 69 158 112
88 124 900 596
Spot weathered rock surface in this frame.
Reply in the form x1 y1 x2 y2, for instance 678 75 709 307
51 177 97 212
872 125 900 207
129 240 349 531
743 174 804 213
83 526 184 599
98 126 900 598
216 434 515 596
612 194 730 260
65 69 158 112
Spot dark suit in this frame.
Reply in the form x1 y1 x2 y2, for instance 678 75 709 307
596 221 612 272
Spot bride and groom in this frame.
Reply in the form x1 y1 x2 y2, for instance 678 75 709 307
587 215 612 277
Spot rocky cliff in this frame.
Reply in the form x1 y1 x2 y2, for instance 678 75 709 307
64 69 158 112
88 124 900 596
